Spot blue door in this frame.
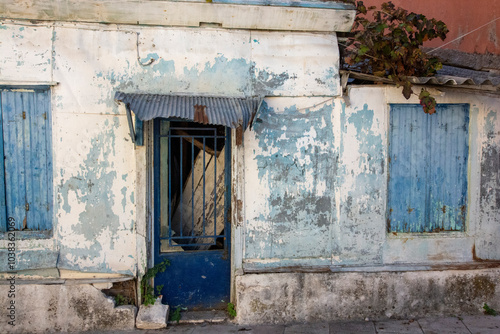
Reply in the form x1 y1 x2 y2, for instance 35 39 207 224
154 119 231 309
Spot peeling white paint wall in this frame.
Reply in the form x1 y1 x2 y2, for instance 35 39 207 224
1 8 498 328
0 20 341 275
243 97 337 268
242 86 500 269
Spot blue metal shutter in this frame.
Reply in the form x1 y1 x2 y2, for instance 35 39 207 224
388 104 469 233
0 89 52 232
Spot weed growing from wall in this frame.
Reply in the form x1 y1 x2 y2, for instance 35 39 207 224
141 259 170 306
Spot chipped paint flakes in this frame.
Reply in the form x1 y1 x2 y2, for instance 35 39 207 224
246 99 336 260
56 115 135 274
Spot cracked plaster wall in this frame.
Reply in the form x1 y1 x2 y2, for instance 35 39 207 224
238 86 500 323
0 21 341 274
3 15 498 289
236 269 500 323
478 106 500 259
242 86 500 269
244 97 338 268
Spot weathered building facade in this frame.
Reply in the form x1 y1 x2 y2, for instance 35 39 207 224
237 83 500 322
0 0 499 332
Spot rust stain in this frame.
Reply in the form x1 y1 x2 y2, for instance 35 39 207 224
472 243 479 260
472 243 483 262
430 262 500 271
244 265 331 274
460 205 467 225
428 226 465 233
428 253 446 261
248 109 258 130
236 125 243 146
237 199 243 223
407 207 413 213
441 205 447 213
194 104 209 124
472 243 498 262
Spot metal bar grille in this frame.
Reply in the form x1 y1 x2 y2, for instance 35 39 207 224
159 121 229 251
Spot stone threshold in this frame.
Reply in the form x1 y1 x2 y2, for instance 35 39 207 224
169 310 228 325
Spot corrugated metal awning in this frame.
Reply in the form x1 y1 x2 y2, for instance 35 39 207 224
114 92 263 129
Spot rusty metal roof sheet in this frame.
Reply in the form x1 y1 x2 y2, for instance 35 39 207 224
341 66 500 92
114 92 263 129
211 0 356 9
437 65 500 86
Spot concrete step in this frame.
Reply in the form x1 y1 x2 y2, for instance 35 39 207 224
169 310 228 325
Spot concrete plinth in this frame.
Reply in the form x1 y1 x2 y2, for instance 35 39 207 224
0 283 137 333
236 268 500 324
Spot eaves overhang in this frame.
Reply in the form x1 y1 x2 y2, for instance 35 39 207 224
0 0 356 32
341 70 500 94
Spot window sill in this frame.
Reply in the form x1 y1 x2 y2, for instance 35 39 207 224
0 230 52 240
242 261 500 274
0 268 135 284
0 248 58 272
387 231 469 239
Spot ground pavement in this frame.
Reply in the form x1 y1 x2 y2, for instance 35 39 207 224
80 315 500 334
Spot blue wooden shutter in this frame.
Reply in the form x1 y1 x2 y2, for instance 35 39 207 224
388 104 469 233
1 91 26 231
1 89 52 232
0 96 6 230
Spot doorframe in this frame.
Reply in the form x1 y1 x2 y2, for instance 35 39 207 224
132 118 155 304
144 119 240 307
139 120 246 305
230 128 246 304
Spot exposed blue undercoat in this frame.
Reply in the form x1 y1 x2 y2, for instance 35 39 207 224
247 101 336 260
0 24 340 275
4 19 500 280
57 117 134 274
97 54 329 104
336 102 385 265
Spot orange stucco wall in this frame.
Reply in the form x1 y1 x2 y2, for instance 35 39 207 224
361 0 500 55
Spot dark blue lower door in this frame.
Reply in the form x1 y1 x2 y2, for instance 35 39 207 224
154 119 231 309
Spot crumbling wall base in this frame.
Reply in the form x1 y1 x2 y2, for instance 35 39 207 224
236 268 500 324
0 283 136 333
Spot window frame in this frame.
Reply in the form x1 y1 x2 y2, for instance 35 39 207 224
0 86 54 238
386 103 470 234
